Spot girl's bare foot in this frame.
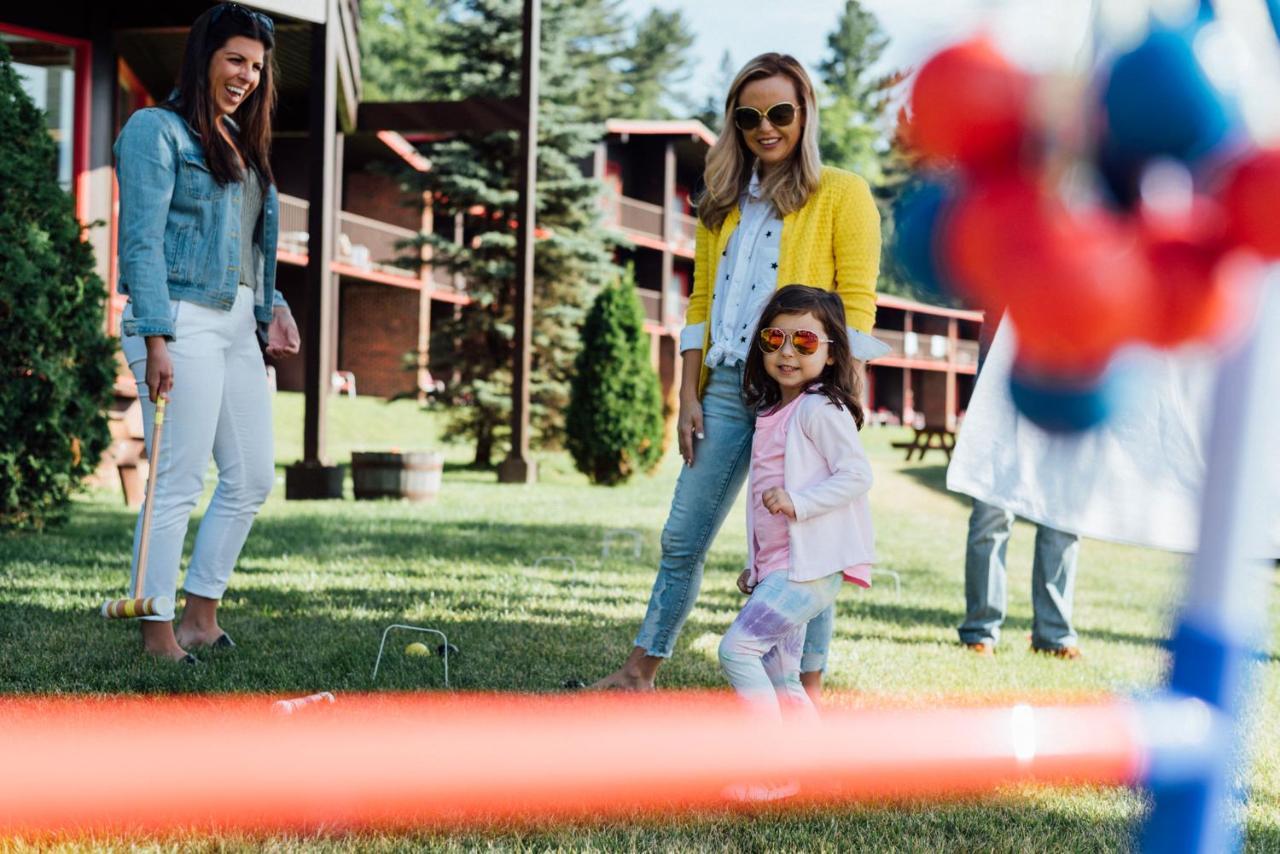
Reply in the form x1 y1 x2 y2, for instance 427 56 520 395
800 670 823 708
590 647 661 691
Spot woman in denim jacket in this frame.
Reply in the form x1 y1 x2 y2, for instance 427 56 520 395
115 3 298 663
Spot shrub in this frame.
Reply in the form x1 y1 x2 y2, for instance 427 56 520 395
565 275 664 485
0 42 115 529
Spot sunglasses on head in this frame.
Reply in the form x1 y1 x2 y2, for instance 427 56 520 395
211 2 275 34
733 101 799 131
758 327 832 356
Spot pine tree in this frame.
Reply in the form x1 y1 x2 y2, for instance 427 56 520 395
401 0 619 468
0 42 115 529
609 9 697 120
692 50 735 132
565 272 664 485
360 0 456 101
817 1 931 302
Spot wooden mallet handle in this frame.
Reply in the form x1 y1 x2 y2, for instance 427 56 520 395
133 396 167 598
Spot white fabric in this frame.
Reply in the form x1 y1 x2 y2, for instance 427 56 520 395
947 317 1280 555
745 393 875 583
121 288 275 618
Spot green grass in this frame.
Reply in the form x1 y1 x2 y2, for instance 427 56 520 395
3 392 1279 851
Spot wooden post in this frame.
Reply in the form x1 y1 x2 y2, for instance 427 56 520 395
498 0 540 484
945 316 958 431
286 4 344 499
660 140 676 327
418 192 434 405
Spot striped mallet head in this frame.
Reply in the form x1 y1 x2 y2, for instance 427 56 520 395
99 596 173 620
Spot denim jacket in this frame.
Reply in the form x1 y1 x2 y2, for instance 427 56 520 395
114 106 282 340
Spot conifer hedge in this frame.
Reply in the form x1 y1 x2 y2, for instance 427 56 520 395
565 276 665 485
0 43 115 529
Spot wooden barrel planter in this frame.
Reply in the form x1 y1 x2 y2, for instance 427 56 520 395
351 451 444 502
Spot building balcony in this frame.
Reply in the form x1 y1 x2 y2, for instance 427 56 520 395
601 192 697 258
873 329 980 369
637 289 689 329
279 193 467 297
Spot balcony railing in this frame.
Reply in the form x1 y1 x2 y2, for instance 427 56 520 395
875 329 964 363
338 210 420 278
278 193 426 282
600 191 699 256
672 212 697 253
638 289 661 324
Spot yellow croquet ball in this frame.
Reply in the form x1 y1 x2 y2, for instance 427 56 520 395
405 642 430 657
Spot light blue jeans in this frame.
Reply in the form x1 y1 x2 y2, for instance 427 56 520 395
719 572 844 718
634 364 836 672
958 498 1081 650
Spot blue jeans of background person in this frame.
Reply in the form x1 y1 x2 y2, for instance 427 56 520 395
634 364 836 670
958 498 1081 650
719 572 843 718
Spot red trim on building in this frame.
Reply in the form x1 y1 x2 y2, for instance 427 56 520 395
376 130 432 173
428 288 471 306
605 118 717 148
873 357 978 375
332 262 424 289
876 293 985 322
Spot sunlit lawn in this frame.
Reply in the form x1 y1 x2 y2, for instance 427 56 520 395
2 391 1278 851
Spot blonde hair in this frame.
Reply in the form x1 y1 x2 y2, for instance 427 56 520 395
697 53 822 231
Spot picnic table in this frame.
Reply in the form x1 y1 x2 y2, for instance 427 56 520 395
892 425 956 462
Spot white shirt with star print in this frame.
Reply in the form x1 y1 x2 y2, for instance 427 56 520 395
680 171 889 365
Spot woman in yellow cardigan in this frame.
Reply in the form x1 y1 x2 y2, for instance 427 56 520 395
593 53 883 696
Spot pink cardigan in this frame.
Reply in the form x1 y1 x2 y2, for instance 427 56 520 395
745 392 875 585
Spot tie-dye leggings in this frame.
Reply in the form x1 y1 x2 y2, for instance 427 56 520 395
718 571 844 718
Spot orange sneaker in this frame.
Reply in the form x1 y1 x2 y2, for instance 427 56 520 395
1031 644 1082 660
963 641 994 656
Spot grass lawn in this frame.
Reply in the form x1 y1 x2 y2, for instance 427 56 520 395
3 391 1278 851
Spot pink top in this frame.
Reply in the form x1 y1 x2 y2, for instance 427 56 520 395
744 392 875 588
750 395 804 582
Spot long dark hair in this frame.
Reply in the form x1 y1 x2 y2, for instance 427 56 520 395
165 3 276 186
743 285 865 428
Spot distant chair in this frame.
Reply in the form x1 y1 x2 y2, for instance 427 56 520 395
331 370 357 398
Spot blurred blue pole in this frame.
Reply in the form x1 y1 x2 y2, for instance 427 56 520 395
1141 271 1280 852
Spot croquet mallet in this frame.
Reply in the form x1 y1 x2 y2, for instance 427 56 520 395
100 396 172 620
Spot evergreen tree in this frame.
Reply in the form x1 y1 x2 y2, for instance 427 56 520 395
816 1 932 302
692 49 735 132
565 273 663 485
609 9 697 120
401 0 618 468
0 43 115 529
360 0 456 101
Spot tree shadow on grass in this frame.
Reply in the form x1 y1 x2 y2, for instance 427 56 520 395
898 464 971 507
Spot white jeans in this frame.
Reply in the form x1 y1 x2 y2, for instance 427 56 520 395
121 288 274 621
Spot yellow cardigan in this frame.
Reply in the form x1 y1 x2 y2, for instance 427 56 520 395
686 165 881 396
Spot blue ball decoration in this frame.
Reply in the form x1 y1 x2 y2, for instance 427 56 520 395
891 177 957 300
1101 27 1235 168
1009 367 1122 433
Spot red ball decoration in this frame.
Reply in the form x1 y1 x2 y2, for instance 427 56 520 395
944 177 1151 372
909 38 1034 171
1138 199 1237 347
943 177 1047 307
1220 148 1280 257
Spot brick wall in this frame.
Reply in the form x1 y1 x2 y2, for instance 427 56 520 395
338 281 421 399
343 171 423 230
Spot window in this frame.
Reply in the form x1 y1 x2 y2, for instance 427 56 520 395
2 33 77 192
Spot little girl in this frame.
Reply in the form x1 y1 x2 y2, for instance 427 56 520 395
718 285 874 718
